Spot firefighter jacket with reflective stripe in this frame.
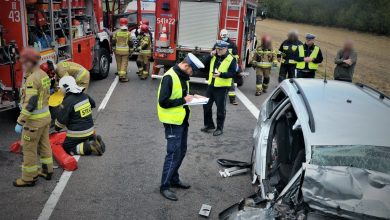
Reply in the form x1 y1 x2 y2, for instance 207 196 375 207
208 54 235 87
17 66 51 128
56 61 89 83
296 44 323 70
113 30 132 55
55 92 96 138
252 46 277 68
157 67 190 125
138 34 152 55
278 39 303 64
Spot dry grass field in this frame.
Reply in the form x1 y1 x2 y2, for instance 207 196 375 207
256 19 390 95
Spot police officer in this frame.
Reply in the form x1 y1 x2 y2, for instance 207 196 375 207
14 48 53 187
219 29 239 105
252 35 277 96
157 53 204 201
136 24 152 80
277 30 302 82
295 33 323 78
55 76 105 156
112 18 132 82
201 40 237 136
41 60 90 91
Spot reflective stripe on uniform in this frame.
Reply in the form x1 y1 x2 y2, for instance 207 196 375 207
22 165 38 173
25 88 38 95
55 119 66 129
40 157 53 164
255 62 272 68
228 91 236 97
67 127 94 138
76 143 85 155
21 106 50 119
76 69 88 82
74 99 89 111
140 50 152 55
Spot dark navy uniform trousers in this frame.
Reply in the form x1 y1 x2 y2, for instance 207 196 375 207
160 124 188 190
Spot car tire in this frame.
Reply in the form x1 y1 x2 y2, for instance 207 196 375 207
92 48 110 80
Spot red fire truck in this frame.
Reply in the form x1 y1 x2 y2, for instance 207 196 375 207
152 0 257 79
0 0 112 112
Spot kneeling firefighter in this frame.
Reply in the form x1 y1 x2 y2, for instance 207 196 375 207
41 60 90 92
14 48 53 187
54 76 105 156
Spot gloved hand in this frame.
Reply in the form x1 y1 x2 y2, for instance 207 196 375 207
15 123 23 134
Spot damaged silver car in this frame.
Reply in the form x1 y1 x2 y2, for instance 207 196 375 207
221 79 390 220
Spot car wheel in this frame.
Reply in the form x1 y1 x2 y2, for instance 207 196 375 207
92 48 110 80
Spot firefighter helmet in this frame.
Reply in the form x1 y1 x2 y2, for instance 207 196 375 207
140 24 149 33
59 76 84 94
40 61 56 78
119 18 128 30
220 29 229 41
141 19 149 26
19 47 41 64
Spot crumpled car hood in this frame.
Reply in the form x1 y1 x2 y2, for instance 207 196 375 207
302 164 390 219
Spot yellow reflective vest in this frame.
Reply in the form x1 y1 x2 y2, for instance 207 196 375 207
296 45 320 70
208 54 234 87
157 68 189 125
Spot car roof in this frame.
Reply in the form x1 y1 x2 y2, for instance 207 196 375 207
283 79 390 147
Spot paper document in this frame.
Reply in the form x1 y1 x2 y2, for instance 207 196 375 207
184 97 209 106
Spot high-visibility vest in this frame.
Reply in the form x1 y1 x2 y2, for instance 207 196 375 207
157 68 189 125
208 54 234 87
114 30 131 54
296 45 320 70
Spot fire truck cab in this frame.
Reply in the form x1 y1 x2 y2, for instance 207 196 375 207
153 0 257 79
0 0 111 112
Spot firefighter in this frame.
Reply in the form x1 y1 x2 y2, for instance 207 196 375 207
157 54 204 201
13 48 53 187
135 24 152 80
252 35 277 96
112 18 132 82
54 76 105 156
201 40 237 136
295 33 323 78
277 30 303 82
41 60 90 91
219 29 239 105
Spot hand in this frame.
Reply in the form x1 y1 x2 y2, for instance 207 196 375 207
15 123 23 134
213 69 221 78
343 59 352 65
184 95 193 103
304 57 313 62
210 50 216 56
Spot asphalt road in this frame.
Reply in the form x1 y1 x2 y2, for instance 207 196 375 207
0 59 279 220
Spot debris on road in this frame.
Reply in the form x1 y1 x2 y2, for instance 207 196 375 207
199 204 212 217
219 167 250 178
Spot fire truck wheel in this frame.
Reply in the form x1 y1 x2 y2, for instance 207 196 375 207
93 48 110 80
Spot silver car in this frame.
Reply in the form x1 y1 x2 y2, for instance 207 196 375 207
222 79 390 219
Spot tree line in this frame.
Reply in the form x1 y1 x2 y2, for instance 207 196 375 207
260 0 390 35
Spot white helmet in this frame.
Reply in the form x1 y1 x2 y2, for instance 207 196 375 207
59 76 84 94
220 29 229 39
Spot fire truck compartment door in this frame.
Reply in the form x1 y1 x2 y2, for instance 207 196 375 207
178 1 220 50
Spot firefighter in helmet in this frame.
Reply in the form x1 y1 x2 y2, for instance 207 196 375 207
54 76 105 156
252 35 277 96
14 47 53 187
112 18 132 82
135 24 152 80
41 60 90 92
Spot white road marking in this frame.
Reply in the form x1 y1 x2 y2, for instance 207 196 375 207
235 88 260 119
37 76 119 220
98 76 119 112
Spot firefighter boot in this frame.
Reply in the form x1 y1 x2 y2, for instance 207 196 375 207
255 84 263 96
13 178 35 187
90 135 105 156
229 95 238 105
119 75 129 82
38 164 53 180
